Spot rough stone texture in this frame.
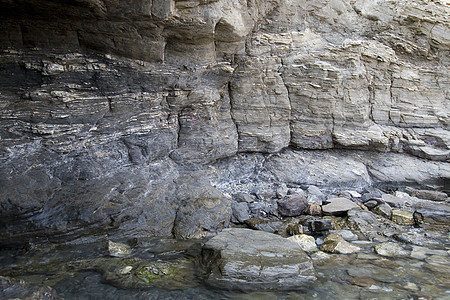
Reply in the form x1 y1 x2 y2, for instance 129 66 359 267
371 203 392 219
230 201 250 224
409 189 449 202
244 218 283 234
375 242 410 258
0 0 449 244
277 194 308 217
287 234 318 253
0 276 60 300
322 198 360 216
391 210 415 226
201 228 316 290
320 233 361 254
172 172 231 239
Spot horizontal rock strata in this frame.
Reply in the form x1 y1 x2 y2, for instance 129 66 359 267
0 0 449 245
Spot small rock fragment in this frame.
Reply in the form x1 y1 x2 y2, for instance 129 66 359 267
320 233 360 254
108 240 131 257
374 242 409 257
322 197 360 216
277 194 308 217
288 234 318 252
391 210 415 225
371 203 392 219
409 189 448 202
231 201 250 223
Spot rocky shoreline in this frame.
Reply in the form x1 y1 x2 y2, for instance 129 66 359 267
1 178 449 298
0 0 449 297
0 180 450 299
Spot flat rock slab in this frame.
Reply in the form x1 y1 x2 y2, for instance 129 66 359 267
322 197 360 216
201 228 316 290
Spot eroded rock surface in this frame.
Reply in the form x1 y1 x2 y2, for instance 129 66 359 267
200 228 316 290
0 0 449 245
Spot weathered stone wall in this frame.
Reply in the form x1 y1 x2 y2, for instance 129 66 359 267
0 0 449 245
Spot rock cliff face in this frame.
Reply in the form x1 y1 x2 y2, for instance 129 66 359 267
0 0 449 246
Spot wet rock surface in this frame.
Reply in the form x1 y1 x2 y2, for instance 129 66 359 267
200 228 316 290
0 275 60 300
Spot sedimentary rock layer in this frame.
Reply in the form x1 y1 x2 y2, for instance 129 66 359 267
0 0 448 245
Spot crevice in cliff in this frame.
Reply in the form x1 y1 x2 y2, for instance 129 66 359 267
388 72 395 125
278 58 293 148
227 80 241 152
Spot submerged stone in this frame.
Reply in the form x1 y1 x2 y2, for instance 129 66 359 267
0 276 60 300
201 228 316 290
374 242 409 258
108 240 131 257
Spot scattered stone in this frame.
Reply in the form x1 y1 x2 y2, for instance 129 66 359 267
302 218 334 234
244 218 283 233
322 197 360 216
201 228 316 290
276 184 289 199
233 192 254 203
288 234 318 252
423 255 450 274
371 203 392 219
321 233 361 254
394 191 411 199
410 247 427 260
286 223 304 236
374 242 409 257
346 209 396 239
391 210 414 226
108 240 131 257
408 189 448 202
344 190 362 198
382 194 413 209
307 185 323 196
307 204 322 216
363 199 380 209
119 265 133 275
309 251 331 262
231 201 250 223
425 254 450 266
346 265 405 284
413 202 450 229
356 253 379 260
348 277 379 287
277 194 308 217
330 230 358 241
248 200 279 218
277 218 302 237
411 246 448 256
361 188 384 203
402 282 419 292
393 230 439 247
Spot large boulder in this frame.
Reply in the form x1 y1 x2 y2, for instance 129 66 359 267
200 228 316 290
